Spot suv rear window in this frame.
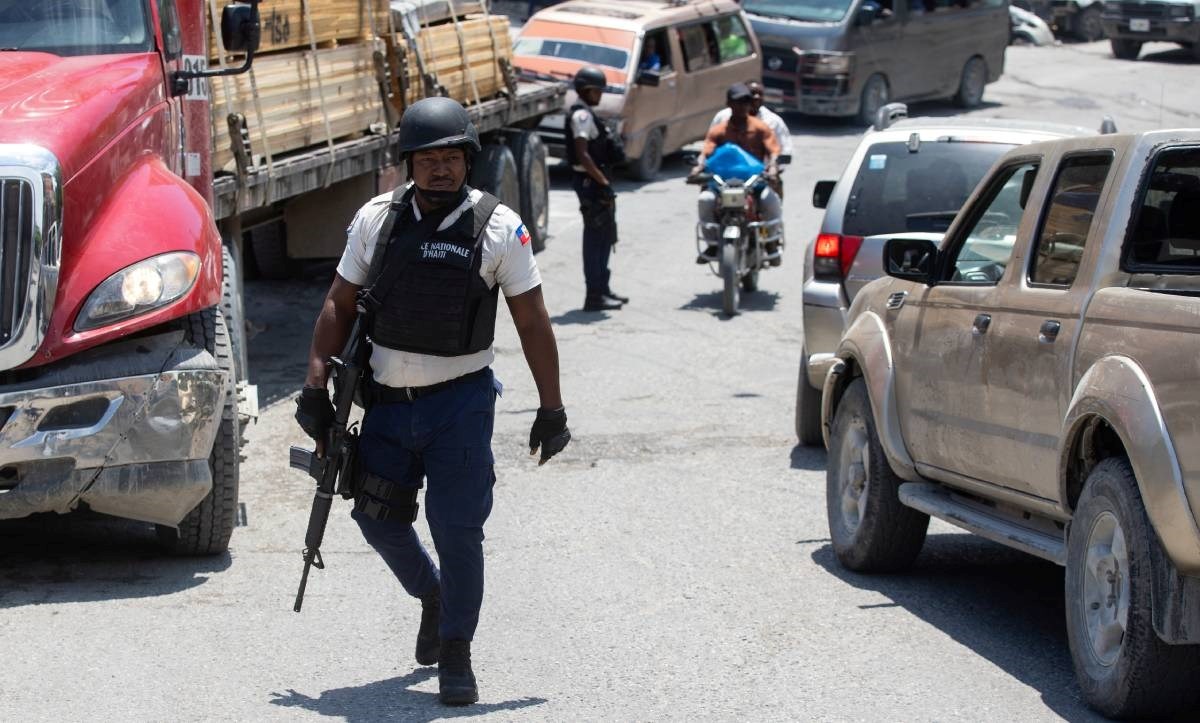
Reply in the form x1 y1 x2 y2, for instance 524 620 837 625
842 140 1013 238
1125 146 1200 272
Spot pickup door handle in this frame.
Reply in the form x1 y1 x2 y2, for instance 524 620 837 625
1039 320 1061 343
972 313 991 335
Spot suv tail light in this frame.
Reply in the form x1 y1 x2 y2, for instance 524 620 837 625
813 233 864 279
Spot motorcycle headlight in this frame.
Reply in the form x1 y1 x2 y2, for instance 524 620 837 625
720 187 747 208
76 252 201 331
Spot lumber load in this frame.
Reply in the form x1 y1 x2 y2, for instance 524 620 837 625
207 0 387 60
210 41 385 171
390 14 512 109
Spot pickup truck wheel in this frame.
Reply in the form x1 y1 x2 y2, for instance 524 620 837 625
1075 5 1105 42
795 350 824 447
509 131 550 253
1110 38 1142 60
156 308 240 556
826 378 928 572
1065 458 1200 718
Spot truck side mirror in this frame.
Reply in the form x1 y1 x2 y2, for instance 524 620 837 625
813 180 836 209
883 237 939 284
636 69 662 87
857 1 882 25
222 1 262 53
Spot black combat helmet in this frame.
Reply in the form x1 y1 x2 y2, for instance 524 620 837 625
398 96 481 155
573 66 607 92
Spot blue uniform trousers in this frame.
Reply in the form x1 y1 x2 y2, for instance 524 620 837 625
573 172 616 300
351 368 498 642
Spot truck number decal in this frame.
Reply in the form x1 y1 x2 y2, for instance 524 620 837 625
182 55 210 101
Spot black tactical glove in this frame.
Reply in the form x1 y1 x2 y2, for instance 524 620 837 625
529 407 571 466
295 385 335 441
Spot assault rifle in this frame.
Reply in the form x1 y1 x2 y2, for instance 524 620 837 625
289 307 370 612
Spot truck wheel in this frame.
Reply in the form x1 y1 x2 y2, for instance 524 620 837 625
249 222 291 280
795 349 824 447
1110 38 1142 60
628 127 664 181
1065 458 1200 718
470 143 521 216
856 75 889 126
508 131 549 253
221 244 248 382
157 307 240 556
826 378 928 571
953 57 988 108
1075 5 1105 42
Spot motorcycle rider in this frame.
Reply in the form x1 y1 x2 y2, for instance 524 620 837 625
709 80 792 175
567 66 627 312
691 83 783 266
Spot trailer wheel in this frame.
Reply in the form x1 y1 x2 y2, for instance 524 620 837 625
508 131 550 253
249 222 291 280
470 143 521 217
157 307 240 556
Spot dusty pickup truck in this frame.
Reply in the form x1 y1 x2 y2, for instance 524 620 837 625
822 130 1200 718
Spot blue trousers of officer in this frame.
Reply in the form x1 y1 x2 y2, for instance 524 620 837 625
351 369 497 642
572 173 616 300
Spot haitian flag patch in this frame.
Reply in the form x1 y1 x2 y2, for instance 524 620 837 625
516 224 531 246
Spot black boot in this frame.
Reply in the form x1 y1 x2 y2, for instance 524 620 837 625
583 296 622 312
415 586 441 666
603 290 629 304
438 639 479 705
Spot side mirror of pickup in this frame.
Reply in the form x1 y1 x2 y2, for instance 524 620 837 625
883 236 939 284
812 180 836 209
171 1 261 96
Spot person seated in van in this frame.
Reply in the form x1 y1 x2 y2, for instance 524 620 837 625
717 16 748 60
690 83 784 266
709 81 792 172
639 37 662 72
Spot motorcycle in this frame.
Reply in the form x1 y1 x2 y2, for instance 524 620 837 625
687 171 784 316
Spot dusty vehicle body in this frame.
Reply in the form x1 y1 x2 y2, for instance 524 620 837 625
823 129 1200 717
1101 0 1200 60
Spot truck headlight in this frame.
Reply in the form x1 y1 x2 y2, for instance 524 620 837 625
76 252 200 331
1168 4 1191 17
797 50 853 76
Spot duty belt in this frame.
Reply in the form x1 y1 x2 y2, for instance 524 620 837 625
369 367 489 404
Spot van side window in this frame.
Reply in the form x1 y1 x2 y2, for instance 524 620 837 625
639 29 673 73
678 23 717 71
1029 153 1114 287
1124 146 1200 271
713 15 752 63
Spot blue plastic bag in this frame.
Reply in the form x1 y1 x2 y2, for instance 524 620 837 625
704 142 765 181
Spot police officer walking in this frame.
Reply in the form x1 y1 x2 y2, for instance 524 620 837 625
294 97 571 706
567 66 627 312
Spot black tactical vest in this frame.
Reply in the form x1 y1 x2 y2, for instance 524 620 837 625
363 186 501 357
564 102 622 170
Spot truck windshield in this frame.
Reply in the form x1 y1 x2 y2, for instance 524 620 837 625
843 140 1015 238
0 1 152 56
743 0 855 23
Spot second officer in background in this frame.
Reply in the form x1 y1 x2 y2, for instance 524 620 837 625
567 66 627 312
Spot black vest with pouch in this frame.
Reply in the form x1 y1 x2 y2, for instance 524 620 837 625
363 185 502 357
564 102 623 170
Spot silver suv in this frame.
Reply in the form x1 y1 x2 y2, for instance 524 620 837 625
796 107 1094 445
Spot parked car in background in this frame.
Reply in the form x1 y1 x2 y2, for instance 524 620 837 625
1010 4 1056 45
1102 0 1200 60
795 105 1095 445
823 129 1200 719
1049 0 1106 40
513 0 762 179
744 0 1008 125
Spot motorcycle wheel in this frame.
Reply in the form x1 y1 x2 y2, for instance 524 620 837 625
720 242 739 316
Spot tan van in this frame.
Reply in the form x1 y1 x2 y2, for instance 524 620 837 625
513 0 763 179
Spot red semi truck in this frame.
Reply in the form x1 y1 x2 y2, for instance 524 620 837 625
0 1 564 554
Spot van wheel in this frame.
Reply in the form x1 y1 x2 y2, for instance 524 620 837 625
470 143 522 213
157 308 240 556
826 379 928 571
508 131 549 253
953 57 988 108
629 127 664 181
1110 38 1142 60
1065 458 1200 718
795 349 823 447
1075 5 1105 42
856 75 889 126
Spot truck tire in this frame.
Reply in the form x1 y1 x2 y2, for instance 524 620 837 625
470 143 521 216
795 349 824 447
1065 458 1200 718
508 131 550 253
157 307 240 556
221 244 248 381
826 378 928 571
249 222 291 280
628 127 664 181
953 57 988 108
856 74 889 126
1110 38 1142 60
1075 5 1105 42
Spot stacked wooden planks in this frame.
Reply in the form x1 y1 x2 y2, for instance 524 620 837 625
391 14 512 109
207 0 387 60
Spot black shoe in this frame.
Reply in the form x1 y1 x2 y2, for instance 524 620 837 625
583 297 623 312
415 587 441 666
603 291 629 304
696 245 718 264
438 640 479 705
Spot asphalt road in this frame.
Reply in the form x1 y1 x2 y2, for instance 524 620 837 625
2 41 1199 722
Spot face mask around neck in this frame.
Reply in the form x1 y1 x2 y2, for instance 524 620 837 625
415 186 468 208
